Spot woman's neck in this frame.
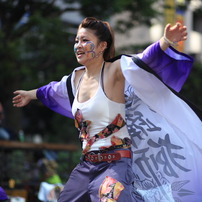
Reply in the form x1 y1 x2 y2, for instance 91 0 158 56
84 58 105 78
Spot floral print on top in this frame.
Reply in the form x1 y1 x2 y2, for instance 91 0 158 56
74 109 130 155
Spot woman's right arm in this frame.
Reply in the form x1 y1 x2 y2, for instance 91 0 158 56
13 75 74 118
13 89 37 107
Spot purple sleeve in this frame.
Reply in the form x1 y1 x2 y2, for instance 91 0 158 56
138 41 194 92
36 75 74 119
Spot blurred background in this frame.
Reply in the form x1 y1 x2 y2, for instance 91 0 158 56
0 0 201 201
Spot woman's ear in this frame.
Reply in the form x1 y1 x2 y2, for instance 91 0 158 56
99 41 107 51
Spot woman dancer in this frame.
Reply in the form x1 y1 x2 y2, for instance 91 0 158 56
13 17 202 202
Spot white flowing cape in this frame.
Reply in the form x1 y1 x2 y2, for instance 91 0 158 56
121 55 202 202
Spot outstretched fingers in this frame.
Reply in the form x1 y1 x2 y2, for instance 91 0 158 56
179 25 188 41
13 91 24 107
164 22 188 43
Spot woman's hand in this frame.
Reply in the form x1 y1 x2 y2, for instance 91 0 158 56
160 22 188 50
13 89 37 107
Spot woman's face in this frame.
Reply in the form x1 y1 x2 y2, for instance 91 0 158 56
74 28 103 65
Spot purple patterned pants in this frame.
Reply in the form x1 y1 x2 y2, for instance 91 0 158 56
58 154 134 202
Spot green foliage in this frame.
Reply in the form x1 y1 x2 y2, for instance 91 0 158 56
114 0 158 32
1 0 200 147
18 14 75 88
6 150 29 183
72 0 158 32
0 149 80 186
0 0 78 139
181 62 202 109
57 150 81 183
0 0 160 142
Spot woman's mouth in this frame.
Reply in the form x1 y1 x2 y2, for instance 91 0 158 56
76 51 85 57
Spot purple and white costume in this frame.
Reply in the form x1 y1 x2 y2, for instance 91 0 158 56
37 41 202 202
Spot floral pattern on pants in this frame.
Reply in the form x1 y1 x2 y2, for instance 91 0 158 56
99 176 124 202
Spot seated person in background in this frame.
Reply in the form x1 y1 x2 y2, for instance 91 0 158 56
38 159 63 202
39 158 62 184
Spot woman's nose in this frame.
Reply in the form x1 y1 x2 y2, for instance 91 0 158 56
74 42 82 53
77 41 83 48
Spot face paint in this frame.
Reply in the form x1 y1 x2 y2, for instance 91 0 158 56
73 44 77 54
83 41 95 52
89 52 95 58
84 41 96 58
74 40 96 58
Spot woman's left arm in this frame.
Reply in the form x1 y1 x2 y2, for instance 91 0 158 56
159 23 188 51
137 23 193 92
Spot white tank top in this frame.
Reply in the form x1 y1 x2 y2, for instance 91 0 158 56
72 63 130 151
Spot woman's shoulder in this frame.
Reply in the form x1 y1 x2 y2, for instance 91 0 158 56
107 54 132 62
107 54 133 71
105 59 120 70
74 65 85 72
106 58 123 80
74 66 85 76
